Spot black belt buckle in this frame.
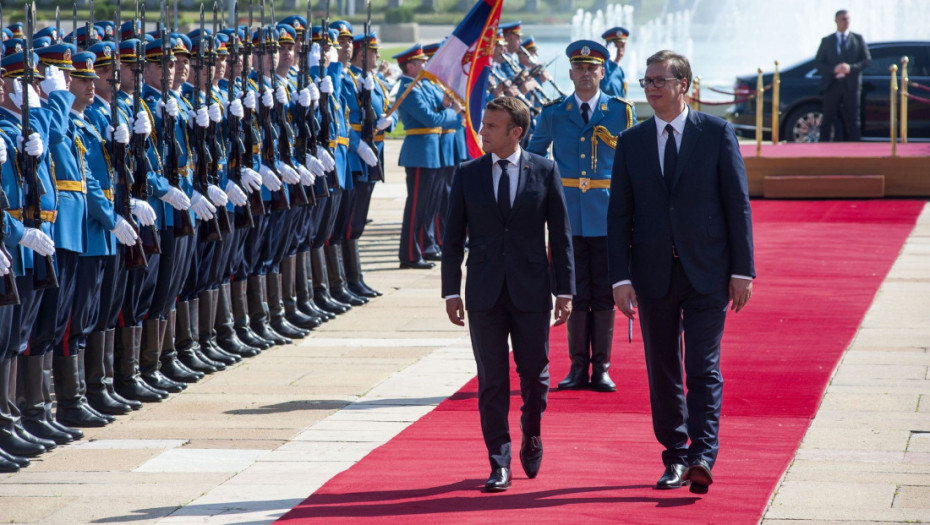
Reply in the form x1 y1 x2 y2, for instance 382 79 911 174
671 244 680 258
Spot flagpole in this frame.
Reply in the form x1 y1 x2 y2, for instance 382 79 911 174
382 69 425 121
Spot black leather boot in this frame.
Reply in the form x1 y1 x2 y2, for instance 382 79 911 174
163 306 211 381
326 244 367 306
0 446 22 472
296 251 334 321
103 329 142 410
43 353 85 439
16 354 73 444
175 300 217 375
114 325 167 402
268 272 309 339
53 354 109 428
140 318 185 394
76 350 116 423
311 247 350 314
196 291 240 365
590 310 617 392
216 282 261 357
249 274 291 345
201 289 244 362
84 330 132 415
282 255 321 329
344 238 381 297
558 310 591 390
2 356 49 456
232 278 274 349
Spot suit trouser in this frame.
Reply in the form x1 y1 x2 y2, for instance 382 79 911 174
399 167 440 264
427 165 455 253
67 255 107 356
821 81 861 141
346 180 375 240
571 236 613 312
467 283 551 471
6 273 42 360
637 258 727 469
28 249 79 356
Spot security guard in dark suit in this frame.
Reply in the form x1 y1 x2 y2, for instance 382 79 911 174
528 40 635 393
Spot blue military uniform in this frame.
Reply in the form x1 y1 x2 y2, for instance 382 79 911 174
600 27 629 98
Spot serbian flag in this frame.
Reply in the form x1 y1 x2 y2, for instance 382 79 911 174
421 0 503 158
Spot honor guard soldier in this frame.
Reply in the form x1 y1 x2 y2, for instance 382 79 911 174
527 39 635 393
392 43 461 269
600 27 629 98
6 23 24 39
521 36 537 58
0 50 67 458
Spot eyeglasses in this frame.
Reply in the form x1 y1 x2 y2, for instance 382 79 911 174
639 76 681 88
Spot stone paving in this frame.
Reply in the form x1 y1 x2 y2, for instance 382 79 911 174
1 140 927 524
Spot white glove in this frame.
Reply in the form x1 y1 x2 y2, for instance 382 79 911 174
307 42 321 69
19 228 55 256
157 97 180 118
133 111 152 136
325 46 339 65
111 216 139 246
275 85 288 105
361 74 374 92
296 164 315 185
297 87 311 107
19 133 44 157
376 113 393 132
190 191 217 220
224 180 248 206
0 143 7 165
194 107 210 127
11 79 42 109
315 145 335 171
356 141 378 167
130 198 157 226
109 123 131 145
159 186 191 210
305 155 325 178
259 164 282 191
243 90 256 110
279 163 300 184
208 103 222 123
318 76 333 94
240 167 263 193
0 249 10 276
207 184 228 206
261 89 274 108
228 97 244 118
40 65 67 95
307 82 320 102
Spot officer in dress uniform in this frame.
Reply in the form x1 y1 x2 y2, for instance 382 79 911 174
392 43 461 270
600 27 629 98
527 40 635 393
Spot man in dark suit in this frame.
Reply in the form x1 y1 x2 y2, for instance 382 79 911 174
814 9 871 141
607 50 755 495
442 96 574 492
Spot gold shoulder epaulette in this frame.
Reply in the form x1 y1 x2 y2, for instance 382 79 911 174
613 96 633 106
542 96 564 108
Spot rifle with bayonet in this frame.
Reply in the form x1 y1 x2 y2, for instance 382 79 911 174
316 0 337 191
358 0 383 182
130 3 161 256
256 1 289 213
519 46 567 98
192 5 222 243
88 0 97 47
20 3 58 290
302 2 328 200
160 11 194 237
110 0 147 268
55 6 61 44
240 1 265 218
226 1 255 229
207 3 233 233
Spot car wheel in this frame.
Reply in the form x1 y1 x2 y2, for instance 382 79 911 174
783 104 823 143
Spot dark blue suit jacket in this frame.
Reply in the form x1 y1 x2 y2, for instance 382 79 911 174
441 150 575 312
607 110 755 299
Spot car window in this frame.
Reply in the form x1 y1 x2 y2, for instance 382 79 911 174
864 46 920 76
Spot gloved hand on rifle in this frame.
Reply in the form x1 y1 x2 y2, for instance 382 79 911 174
307 42 321 69
261 89 274 108
191 191 217 220
361 74 375 92
297 164 315 186
259 164 282 191
190 107 210 128
108 123 131 145
228 97 244 118
315 145 335 172
19 228 55 257
209 103 223 123
111 216 139 246
305 154 325 178
240 167 263 193
376 113 393 132
130 198 157 226
307 82 320 103
278 163 300 184
207 184 228 207
356 142 378 167
318 76 334 94
159 186 191 211
243 91 256 110
296 87 312 108
0 249 10 277
132 111 152 137
275 85 289 105
156 97 180 118
18 133 44 157
225 180 248 206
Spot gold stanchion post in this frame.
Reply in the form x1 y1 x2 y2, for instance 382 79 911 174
755 68 763 157
901 57 909 144
691 75 701 112
771 61 780 145
890 64 898 157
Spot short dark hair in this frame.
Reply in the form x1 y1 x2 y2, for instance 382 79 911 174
485 96 531 139
646 49 693 92
835 9 848 18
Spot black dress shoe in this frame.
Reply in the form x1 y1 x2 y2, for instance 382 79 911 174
423 252 442 261
399 260 435 270
683 459 713 494
484 467 511 492
656 463 689 489
590 370 616 392
519 434 543 479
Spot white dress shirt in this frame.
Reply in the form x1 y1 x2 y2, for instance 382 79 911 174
574 91 601 123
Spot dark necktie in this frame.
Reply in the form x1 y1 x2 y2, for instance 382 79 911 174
664 123 678 184
580 102 590 124
497 159 511 216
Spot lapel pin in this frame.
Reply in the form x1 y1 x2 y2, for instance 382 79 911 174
566 103 573 111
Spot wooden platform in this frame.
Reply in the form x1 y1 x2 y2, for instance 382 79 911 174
740 143 930 198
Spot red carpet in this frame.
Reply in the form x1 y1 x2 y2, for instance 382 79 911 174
279 200 925 524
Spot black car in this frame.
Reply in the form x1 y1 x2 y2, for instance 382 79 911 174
728 41 930 142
